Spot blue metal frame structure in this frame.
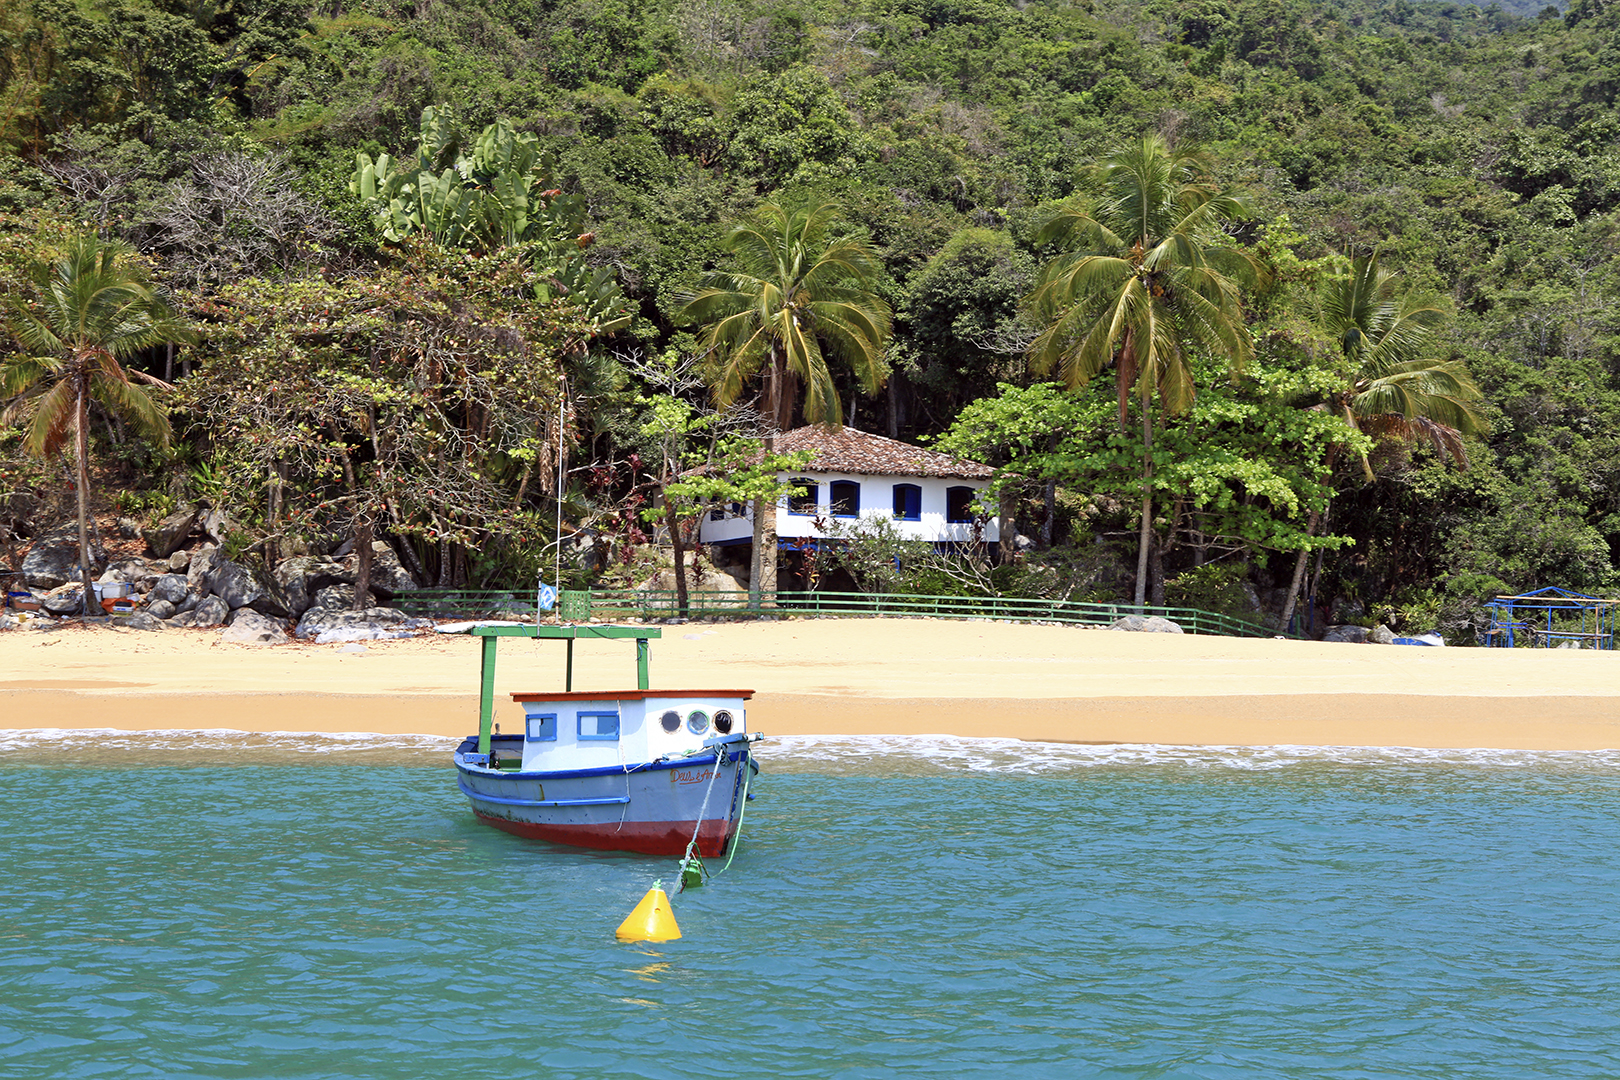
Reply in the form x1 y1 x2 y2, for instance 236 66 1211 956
1483 586 1620 649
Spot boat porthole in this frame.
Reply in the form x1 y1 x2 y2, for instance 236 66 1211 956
687 710 710 734
713 710 734 734
660 709 681 733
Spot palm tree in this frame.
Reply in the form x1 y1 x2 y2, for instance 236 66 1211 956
1026 135 1263 609
2 237 190 615
1277 252 1488 630
678 202 891 604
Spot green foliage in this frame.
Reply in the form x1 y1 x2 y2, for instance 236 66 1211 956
7 0 1620 625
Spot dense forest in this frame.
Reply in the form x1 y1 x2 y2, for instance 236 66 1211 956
1 0 1618 641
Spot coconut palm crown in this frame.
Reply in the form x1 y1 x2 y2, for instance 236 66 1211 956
1321 251 1488 481
678 201 891 431
1026 134 1264 428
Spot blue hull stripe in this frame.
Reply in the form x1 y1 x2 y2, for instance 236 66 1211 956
456 778 631 809
453 749 737 781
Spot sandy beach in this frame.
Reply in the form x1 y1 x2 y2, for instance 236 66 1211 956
1 617 1617 749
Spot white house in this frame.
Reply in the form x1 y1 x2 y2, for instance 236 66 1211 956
697 425 1001 552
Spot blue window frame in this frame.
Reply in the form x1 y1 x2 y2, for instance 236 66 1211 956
892 483 921 521
525 713 557 742
577 711 620 741
830 480 860 517
945 485 975 523
787 479 818 515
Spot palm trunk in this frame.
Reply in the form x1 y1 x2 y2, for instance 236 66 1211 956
751 347 786 610
1134 407 1153 613
75 378 95 617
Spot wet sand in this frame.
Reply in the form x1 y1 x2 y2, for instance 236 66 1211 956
1 618 1617 750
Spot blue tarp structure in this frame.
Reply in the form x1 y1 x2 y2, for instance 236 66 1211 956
1483 586 1620 649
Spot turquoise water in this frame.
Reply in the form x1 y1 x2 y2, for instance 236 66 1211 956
3 732 1619 1078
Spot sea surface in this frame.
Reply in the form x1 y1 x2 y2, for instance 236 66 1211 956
3 730 1619 1079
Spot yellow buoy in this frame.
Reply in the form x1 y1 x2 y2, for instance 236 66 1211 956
616 885 681 942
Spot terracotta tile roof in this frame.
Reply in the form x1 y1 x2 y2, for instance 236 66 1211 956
774 426 995 480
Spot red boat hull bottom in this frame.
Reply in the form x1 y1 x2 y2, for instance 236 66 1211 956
475 812 735 857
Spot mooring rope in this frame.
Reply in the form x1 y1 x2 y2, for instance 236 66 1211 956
674 744 732 893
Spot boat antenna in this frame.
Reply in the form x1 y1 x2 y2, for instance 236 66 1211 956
555 380 566 616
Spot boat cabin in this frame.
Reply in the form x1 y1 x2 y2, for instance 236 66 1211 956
508 690 753 772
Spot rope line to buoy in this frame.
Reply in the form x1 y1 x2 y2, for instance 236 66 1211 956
675 746 726 893
714 752 753 877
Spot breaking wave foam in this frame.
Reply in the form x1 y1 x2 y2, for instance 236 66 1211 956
4 728 1618 776
760 733 1620 777
0 727 457 767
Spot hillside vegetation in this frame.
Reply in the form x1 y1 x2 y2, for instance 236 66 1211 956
1 0 1618 639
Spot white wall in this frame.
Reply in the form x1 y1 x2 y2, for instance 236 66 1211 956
697 471 1000 545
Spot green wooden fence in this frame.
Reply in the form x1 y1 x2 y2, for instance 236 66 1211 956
397 587 1287 639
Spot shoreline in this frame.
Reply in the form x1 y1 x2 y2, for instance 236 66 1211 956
3 617 1618 751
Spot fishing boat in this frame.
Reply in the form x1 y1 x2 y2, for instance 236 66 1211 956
445 622 761 857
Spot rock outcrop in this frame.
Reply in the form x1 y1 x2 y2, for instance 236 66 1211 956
21 524 104 589
142 507 199 558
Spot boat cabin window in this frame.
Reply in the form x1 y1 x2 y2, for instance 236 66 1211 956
659 709 682 733
892 483 921 521
714 709 734 734
945 485 975 523
687 710 710 734
525 713 557 742
787 479 818 515
830 480 860 517
577 711 620 741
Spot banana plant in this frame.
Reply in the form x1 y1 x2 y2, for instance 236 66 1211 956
353 106 631 334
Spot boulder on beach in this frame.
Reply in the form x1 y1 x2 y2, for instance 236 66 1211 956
172 594 229 628
295 604 429 643
273 555 348 616
150 573 190 606
1109 614 1184 634
117 611 165 632
1322 624 1370 644
312 583 377 611
40 582 89 616
21 524 104 590
222 608 290 645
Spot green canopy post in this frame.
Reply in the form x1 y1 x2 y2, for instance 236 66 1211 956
462 625 663 754
477 633 499 756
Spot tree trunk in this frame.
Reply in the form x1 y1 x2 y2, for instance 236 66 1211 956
998 484 1017 565
664 487 689 617
1133 407 1154 612
352 515 373 611
757 433 778 605
1148 531 1165 608
266 459 283 567
75 377 96 617
1278 509 1321 633
391 530 428 588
